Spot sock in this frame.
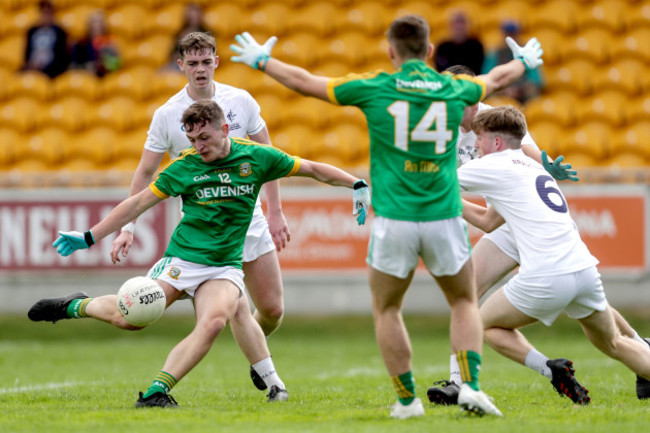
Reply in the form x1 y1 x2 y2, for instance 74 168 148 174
449 354 462 385
632 331 646 345
66 298 93 319
456 350 481 391
391 371 416 405
143 371 177 398
524 349 552 380
252 357 285 390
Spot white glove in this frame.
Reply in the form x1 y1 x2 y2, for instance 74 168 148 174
352 180 370 226
230 32 278 71
506 36 543 70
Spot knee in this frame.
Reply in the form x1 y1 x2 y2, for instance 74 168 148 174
196 316 228 341
258 303 284 322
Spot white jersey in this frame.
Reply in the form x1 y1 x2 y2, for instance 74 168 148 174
145 81 266 159
458 148 598 278
457 102 538 167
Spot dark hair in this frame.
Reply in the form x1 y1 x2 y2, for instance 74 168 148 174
386 15 430 59
444 65 475 76
177 31 216 58
182 100 225 132
471 106 527 146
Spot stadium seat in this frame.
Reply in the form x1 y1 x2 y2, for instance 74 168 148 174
287 3 340 37
312 60 356 78
88 96 142 131
120 34 171 69
527 120 563 156
591 58 645 96
341 2 393 36
152 71 188 99
559 28 611 65
559 121 611 163
107 4 150 40
543 59 595 96
531 28 564 66
320 122 368 166
527 0 578 33
574 0 625 33
610 28 650 64
0 34 26 73
38 96 88 132
253 92 286 129
622 2 650 31
482 95 522 110
1 7 39 38
58 4 98 41
246 3 292 38
64 126 116 166
113 127 147 162
608 123 650 165
325 31 382 68
0 128 20 167
476 1 530 34
204 4 247 39
272 124 315 158
52 69 101 101
148 3 185 37
276 32 324 68
524 91 577 127
0 97 42 132
101 66 156 101
20 127 67 168
574 91 628 127
6 71 52 101
626 96 650 125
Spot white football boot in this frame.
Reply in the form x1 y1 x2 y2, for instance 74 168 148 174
458 383 503 416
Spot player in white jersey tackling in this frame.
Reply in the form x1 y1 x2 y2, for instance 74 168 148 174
110 32 288 391
456 105 650 402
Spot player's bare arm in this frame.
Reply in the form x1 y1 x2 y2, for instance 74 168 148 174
249 128 290 251
461 199 505 233
111 149 166 259
230 32 329 101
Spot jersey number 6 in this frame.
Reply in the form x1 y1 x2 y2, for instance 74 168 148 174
535 175 568 213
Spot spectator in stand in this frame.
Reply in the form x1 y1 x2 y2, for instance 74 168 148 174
71 10 121 77
433 11 484 75
161 3 211 72
482 20 544 104
22 0 69 78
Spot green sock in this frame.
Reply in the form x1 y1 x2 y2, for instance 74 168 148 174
66 298 92 319
456 350 482 391
391 371 416 405
143 371 178 398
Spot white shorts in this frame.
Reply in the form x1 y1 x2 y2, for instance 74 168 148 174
504 266 607 326
242 205 276 263
367 216 471 279
481 224 520 263
147 257 245 298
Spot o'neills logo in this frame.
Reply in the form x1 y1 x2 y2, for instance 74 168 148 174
239 163 252 177
168 267 181 280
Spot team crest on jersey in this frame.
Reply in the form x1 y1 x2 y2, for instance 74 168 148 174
239 163 252 177
168 267 181 280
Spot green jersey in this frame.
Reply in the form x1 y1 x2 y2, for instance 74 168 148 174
327 59 485 221
150 137 300 268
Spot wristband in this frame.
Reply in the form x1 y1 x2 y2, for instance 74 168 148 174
84 230 95 247
353 179 368 190
256 55 270 71
121 222 135 234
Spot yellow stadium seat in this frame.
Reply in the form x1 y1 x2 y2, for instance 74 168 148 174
610 28 650 64
58 4 98 41
560 28 611 65
288 3 339 37
325 31 381 67
622 2 650 31
276 32 324 68
531 28 564 66
0 34 26 72
281 97 333 130
320 123 368 165
0 97 42 132
120 34 171 69
527 120 563 156
543 59 595 96
340 2 393 36
2 7 39 37
253 92 285 130
19 127 67 167
591 58 645 96
477 1 530 34
575 0 625 33
559 121 611 163
626 96 650 125
152 71 188 99
574 91 628 127
88 96 141 131
609 122 650 164
0 128 20 167
246 3 292 37
38 96 88 132
272 124 314 158
482 95 522 110
101 66 156 101
204 4 247 39
6 71 52 101
107 4 150 40
53 69 102 101
148 3 185 37
64 126 116 166
524 91 577 127
528 0 578 33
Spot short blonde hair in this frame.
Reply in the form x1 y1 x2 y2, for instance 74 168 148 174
471 106 527 147
177 31 216 58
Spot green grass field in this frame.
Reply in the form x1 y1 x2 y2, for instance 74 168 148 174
1 311 649 433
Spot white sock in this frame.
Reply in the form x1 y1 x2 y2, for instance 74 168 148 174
252 357 285 390
632 331 646 345
525 349 552 380
449 354 462 385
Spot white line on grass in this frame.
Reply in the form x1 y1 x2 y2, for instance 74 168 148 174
0 381 97 394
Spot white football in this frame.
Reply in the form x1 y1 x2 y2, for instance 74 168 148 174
116 276 166 327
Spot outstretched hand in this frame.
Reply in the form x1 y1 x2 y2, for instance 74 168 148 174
353 180 371 225
506 36 543 70
53 230 94 257
230 32 277 70
541 150 579 182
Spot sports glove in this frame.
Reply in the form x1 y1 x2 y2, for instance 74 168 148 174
230 32 278 71
53 230 95 257
352 180 370 226
541 150 579 182
506 36 543 71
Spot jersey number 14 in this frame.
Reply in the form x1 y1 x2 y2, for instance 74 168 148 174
387 101 453 154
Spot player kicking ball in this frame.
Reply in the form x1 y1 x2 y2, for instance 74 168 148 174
28 100 370 408
456 105 650 402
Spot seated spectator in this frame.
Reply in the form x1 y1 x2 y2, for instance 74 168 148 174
22 0 69 78
71 10 121 77
482 20 544 104
433 11 484 75
161 3 210 72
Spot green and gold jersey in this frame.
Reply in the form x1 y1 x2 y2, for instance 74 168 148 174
327 59 485 221
150 137 300 268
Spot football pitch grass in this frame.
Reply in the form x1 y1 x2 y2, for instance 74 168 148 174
1 312 648 433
